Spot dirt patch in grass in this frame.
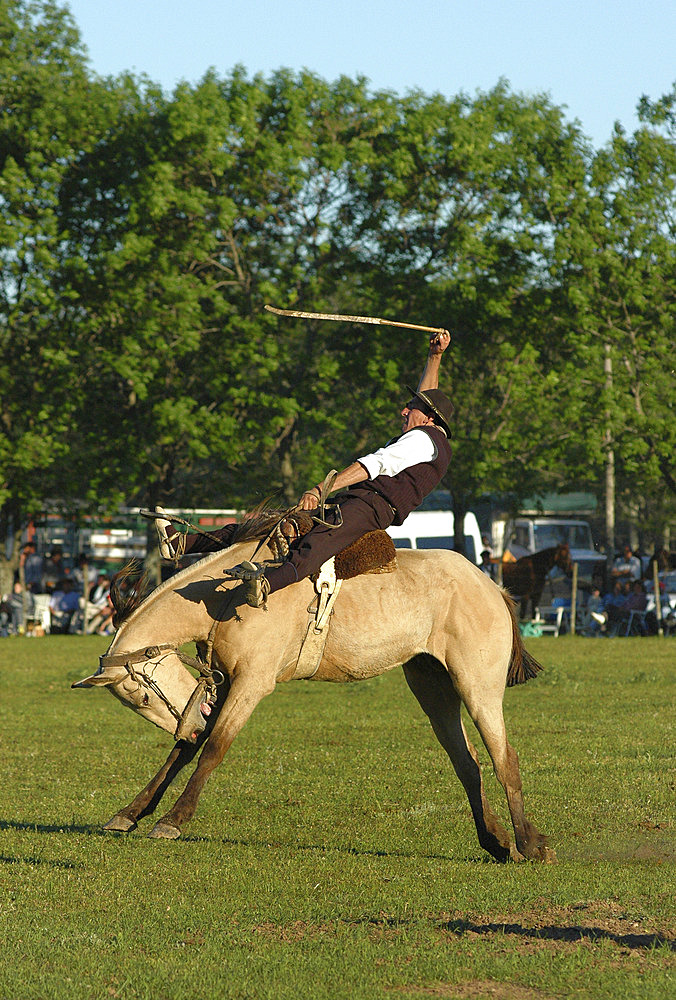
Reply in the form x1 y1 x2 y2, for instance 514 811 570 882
250 920 336 942
249 900 675 956
399 982 557 999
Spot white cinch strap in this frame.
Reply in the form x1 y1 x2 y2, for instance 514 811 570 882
294 557 343 679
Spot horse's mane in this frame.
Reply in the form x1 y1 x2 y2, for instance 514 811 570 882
110 562 154 629
230 504 300 544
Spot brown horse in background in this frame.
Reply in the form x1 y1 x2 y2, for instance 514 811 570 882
502 544 573 619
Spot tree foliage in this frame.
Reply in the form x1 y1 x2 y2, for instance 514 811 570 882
1 0 675 574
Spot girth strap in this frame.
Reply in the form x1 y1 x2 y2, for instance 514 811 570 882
292 558 342 680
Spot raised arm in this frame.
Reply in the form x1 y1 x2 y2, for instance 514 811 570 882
417 329 451 392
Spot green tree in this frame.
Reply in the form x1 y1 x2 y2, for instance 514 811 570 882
551 86 676 554
0 0 114 589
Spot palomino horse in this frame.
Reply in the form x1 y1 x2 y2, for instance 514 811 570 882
501 544 573 620
73 528 554 863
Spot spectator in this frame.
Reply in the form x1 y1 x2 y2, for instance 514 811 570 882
85 573 112 633
10 581 35 635
43 548 66 593
478 549 497 580
93 592 115 635
587 585 606 635
20 541 44 593
618 581 648 635
49 578 79 634
72 553 97 594
0 593 12 635
604 581 628 631
611 545 642 583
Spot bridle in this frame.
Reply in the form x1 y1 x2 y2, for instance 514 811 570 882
98 643 225 742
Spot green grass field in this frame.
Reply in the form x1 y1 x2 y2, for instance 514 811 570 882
0 635 674 1000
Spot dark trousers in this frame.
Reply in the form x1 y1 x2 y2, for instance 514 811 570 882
169 522 238 554
170 490 396 596
266 489 396 594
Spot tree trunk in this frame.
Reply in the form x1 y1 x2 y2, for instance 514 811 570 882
603 343 616 574
0 505 23 597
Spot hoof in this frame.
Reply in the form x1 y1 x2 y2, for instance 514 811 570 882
511 841 557 863
103 814 137 833
148 821 181 840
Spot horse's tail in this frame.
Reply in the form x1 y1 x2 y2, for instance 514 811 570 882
500 588 544 687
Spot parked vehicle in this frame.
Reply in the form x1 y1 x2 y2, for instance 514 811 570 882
387 511 483 563
504 517 606 589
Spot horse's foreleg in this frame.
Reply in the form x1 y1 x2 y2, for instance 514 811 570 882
466 702 555 862
103 740 200 833
402 656 513 863
148 672 276 839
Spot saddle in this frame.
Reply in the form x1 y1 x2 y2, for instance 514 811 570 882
267 513 397 579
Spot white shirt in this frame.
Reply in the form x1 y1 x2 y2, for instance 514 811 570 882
357 429 437 480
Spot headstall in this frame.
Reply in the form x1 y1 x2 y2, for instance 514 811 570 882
98 643 225 742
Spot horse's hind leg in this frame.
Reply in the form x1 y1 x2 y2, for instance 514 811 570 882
103 740 201 833
402 656 512 862
464 699 555 863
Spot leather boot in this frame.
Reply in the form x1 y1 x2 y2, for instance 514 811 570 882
224 560 270 609
155 506 174 560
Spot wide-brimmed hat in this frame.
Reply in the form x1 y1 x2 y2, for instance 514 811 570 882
405 386 454 436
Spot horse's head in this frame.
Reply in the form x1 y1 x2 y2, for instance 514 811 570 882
555 543 573 576
72 643 219 743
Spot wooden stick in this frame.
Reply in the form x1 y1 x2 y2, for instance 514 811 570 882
264 304 448 335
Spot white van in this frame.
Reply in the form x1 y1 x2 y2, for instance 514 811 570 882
387 510 483 563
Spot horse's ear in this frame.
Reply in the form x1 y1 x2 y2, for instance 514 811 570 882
72 664 127 689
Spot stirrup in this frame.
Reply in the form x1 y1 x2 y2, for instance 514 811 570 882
224 560 270 609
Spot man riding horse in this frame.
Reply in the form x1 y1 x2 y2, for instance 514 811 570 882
155 331 453 607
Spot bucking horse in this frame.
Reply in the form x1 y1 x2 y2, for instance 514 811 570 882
73 514 555 863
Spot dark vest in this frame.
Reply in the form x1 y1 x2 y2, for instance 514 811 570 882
359 425 452 525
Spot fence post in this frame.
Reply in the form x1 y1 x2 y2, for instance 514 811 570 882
570 562 578 635
81 559 89 635
653 562 663 636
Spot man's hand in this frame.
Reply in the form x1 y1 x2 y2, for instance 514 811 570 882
429 330 451 356
299 488 320 511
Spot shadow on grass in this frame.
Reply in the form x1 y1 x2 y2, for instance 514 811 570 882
0 817 490 863
181 832 488 864
440 916 676 953
0 818 102 836
0 853 80 869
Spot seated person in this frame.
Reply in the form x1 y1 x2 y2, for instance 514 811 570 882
586 585 606 634
49 578 80 634
84 573 112 633
611 545 642 583
603 581 628 630
618 581 648 633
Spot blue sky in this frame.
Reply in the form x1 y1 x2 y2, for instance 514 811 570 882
65 0 675 148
